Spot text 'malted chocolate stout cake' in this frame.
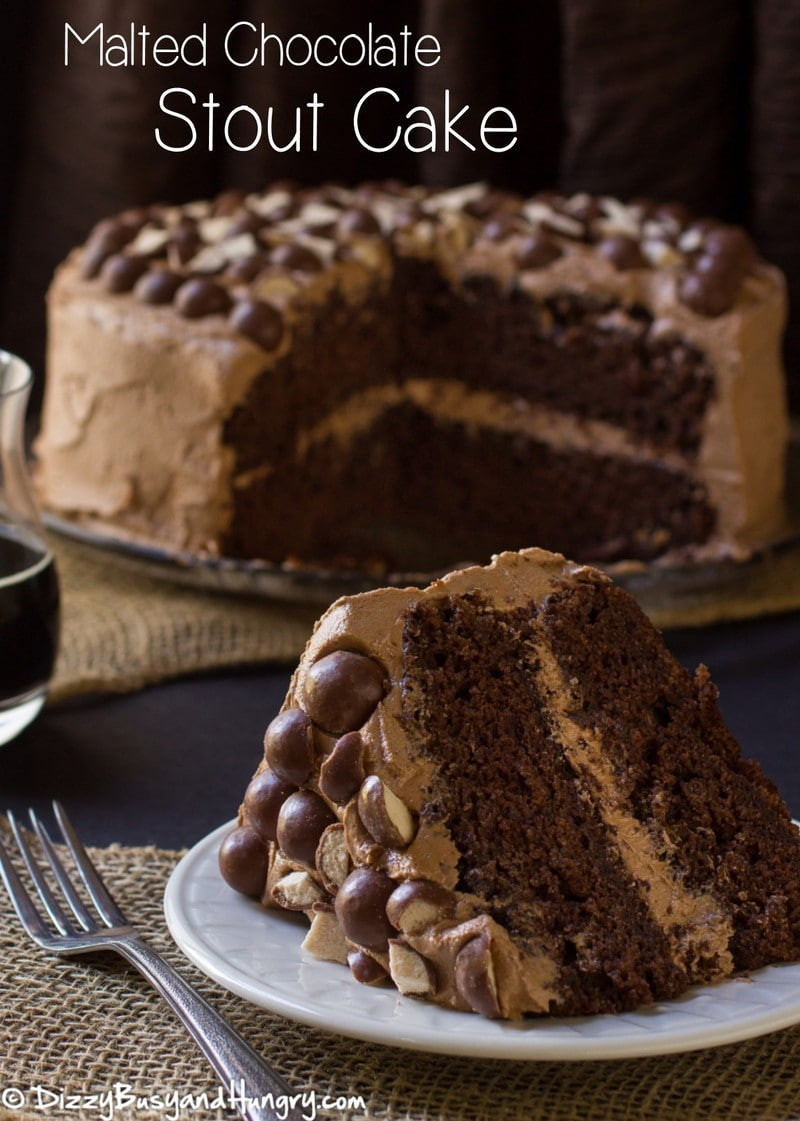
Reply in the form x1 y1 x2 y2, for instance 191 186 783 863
35 181 790 574
219 548 800 1019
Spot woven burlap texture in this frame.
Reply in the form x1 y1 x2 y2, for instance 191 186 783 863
47 536 319 703
2 829 800 1121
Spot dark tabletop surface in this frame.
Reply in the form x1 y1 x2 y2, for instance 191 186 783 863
2 609 800 850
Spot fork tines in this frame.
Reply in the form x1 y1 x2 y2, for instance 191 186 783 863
0 802 127 944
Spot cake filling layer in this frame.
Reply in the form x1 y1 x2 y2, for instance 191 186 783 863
294 380 698 469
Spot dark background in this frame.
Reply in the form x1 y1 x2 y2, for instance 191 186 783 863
1 1 799 410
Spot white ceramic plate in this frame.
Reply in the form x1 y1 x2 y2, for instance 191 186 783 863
164 822 800 1061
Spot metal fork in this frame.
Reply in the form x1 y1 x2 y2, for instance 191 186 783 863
0 802 307 1121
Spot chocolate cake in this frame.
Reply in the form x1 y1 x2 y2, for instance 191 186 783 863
35 182 790 574
218 548 800 1019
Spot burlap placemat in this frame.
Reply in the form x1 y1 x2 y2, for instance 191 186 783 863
47 535 320 704
2 830 800 1121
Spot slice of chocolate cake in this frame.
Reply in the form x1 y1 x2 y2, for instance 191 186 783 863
219 548 800 1019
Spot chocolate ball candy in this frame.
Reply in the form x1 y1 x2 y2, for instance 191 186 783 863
270 242 323 273
243 768 297 842
702 226 756 273
319 731 365 803
465 189 517 219
304 219 339 240
168 222 202 265
337 207 382 237
335 867 397 951
134 268 184 305
454 931 502 1018
597 235 645 271
627 196 657 220
224 252 270 283
653 201 692 231
347 948 388 985
481 212 519 242
678 266 738 317
118 205 155 230
229 298 284 351
568 196 604 227
212 188 247 216
264 202 296 224
694 250 727 277
679 231 750 316
174 277 232 318
101 253 149 293
276 790 337 868
696 250 742 287
228 209 264 236
376 178 407 197
392 204 426 230
264 708 314 785
303 185 345 208
352 181 383 201
302 650 387 735
81 218 138 278
385 880 457 935
357 776 416 848
515 233 562 270
218 825 268 896
315 822 351 891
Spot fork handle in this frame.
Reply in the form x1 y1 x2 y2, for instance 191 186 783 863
114 937 307 1121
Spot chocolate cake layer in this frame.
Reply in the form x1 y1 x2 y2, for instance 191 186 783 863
224 402 716 569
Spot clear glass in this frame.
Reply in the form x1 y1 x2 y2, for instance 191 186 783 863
0 351 60 744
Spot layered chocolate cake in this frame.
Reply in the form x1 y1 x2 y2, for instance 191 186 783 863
35 182 789 574
219 548 800 1019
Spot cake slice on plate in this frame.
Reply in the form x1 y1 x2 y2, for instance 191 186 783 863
219 548 800 1019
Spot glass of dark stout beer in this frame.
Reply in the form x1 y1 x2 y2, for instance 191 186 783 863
0 352 60 745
